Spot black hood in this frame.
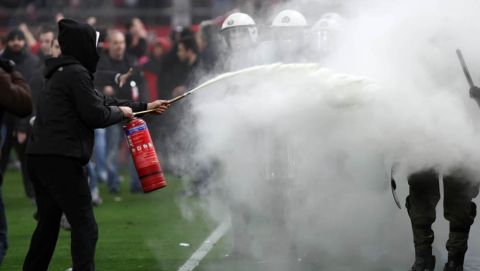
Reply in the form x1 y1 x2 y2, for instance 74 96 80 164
58 18 99 74
6 28 26 42
43 55 80 79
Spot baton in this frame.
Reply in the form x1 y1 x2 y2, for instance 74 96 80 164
456 49 475 88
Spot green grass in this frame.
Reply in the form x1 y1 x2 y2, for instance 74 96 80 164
1 169 224 271
2 169 381 271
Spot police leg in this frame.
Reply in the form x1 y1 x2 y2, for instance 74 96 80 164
443 173 478 269
406 169 440 270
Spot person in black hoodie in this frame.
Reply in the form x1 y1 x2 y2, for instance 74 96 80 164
23 19 169 271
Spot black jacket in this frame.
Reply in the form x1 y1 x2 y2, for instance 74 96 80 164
27 19 146 164
96 52 149 101
1 46 39 82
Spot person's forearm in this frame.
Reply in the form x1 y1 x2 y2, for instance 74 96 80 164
19 24 38 48
105 95 147 112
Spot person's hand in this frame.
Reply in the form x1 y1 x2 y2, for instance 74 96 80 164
17 132 27 144
86 16 97 26
55 12 64 22
118 68 133 88
18 23 29 34
147 100 170 114
103 86 114 96
470 86 480 100
119 106 133 119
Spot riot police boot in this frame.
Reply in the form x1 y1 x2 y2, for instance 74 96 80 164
444 231 468 271
443 253 465 271
443 261 463 271
409 255 435 271
409 246 435 271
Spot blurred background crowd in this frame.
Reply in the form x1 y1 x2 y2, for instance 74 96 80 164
0 0 342 208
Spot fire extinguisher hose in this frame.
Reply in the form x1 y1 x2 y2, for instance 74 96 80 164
132 64 288 117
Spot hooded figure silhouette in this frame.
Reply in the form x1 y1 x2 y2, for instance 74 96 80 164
58 18 99 74
23 19 149 271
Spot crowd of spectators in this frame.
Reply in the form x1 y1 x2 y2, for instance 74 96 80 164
0 1 232 208
0 0 339 212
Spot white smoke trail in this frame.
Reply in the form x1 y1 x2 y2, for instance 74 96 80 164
170 0 480 270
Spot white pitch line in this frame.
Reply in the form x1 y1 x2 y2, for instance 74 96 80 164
177 218 231 271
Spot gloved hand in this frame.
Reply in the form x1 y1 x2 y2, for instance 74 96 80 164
470 86 480 108
470 86 480 99
0 57 15 73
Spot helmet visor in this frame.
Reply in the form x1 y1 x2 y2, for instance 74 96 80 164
222 27 256 50
272 27 305 42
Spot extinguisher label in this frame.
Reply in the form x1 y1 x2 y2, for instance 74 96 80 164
126 124 158 170
124 119 167 192
126 125 146 135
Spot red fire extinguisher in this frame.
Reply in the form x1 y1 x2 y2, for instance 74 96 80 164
124 117 167 192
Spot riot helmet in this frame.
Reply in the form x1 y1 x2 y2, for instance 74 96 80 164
221 12 258 50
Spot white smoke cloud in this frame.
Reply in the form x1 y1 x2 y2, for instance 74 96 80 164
170 0 480 269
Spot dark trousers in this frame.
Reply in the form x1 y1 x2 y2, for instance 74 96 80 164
406 169 478 263
23 155 98 271
0 116 35 199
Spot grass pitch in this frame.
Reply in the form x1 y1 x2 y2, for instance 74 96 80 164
1 169 227 271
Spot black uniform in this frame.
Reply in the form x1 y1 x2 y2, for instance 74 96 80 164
407 169 478 270
23 19 146 271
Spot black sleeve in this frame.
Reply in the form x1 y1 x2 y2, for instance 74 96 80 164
104 95 147 112
71 70 124 128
